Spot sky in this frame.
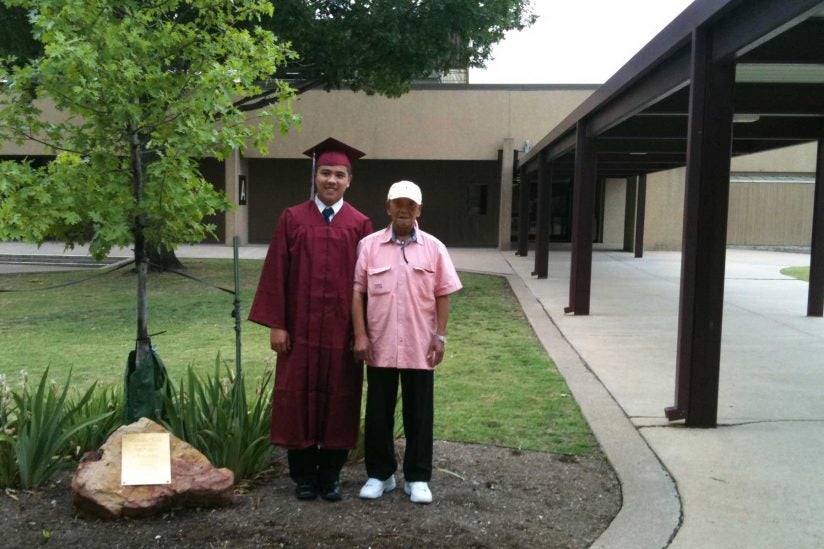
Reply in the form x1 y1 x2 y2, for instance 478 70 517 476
469 0 695 84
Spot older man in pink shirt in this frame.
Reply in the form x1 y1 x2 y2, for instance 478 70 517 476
352 180 462 504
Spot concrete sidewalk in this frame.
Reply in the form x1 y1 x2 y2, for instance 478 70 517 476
3 242 823 547
500 248 824 548
367 245 824 547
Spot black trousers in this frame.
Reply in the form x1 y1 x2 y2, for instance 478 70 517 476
287 446 348 486
365 366 433 483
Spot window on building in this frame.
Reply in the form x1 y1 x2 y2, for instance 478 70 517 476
468 183 488 215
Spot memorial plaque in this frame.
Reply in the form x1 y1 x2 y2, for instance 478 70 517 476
121 433 172 486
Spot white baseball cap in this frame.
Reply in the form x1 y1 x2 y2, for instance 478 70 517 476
387 180 422 205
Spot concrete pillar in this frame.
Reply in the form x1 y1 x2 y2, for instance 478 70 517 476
224 148 249 245
809 138 824 316
635 174 647 258
533 152 552 279
498 138 516 250
516 164 530 257
623 176 637 252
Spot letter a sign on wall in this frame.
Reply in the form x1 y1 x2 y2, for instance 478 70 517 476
239 175 248 206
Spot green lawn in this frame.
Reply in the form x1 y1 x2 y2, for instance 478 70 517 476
0 260 273 390
781 266 810 281
0 261 595 455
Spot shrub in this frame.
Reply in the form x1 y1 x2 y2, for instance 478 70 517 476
11 368 114 488
163 357 274 481
63 385 122 460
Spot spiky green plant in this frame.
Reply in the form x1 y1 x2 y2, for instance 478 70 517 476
163 356 274 480
63 386 122 460
11 368 115 488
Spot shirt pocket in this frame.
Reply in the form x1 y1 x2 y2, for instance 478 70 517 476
367 265 393 296
411 265 437 303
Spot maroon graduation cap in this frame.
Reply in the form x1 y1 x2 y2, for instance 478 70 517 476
303 137 365 198
303 137 365 169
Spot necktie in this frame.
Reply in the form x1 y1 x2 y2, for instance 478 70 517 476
322 207 334 224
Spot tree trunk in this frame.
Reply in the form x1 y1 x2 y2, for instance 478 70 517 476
146 244 185 272
134 225 150 363
129 122 151 367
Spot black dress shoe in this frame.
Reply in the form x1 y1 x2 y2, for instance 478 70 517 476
320 481 342 501
294 482 318 500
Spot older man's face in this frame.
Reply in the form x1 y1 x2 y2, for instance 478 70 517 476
386 197 421 236
314 164 352 206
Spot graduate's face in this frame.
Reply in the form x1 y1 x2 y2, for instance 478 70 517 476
386 198 421 237
314 164 352 206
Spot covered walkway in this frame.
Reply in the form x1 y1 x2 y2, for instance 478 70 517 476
517 0 824 426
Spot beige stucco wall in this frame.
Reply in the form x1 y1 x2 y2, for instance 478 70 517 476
602 178 627 248
0 99 73 155
642 168 687 250
730 142 817 172
0 135 48 156
727 182 814 246
2 86 596 162
637 142 818 250
247 86 595 160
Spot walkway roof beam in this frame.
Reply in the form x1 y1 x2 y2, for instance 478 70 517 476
521 0 824 170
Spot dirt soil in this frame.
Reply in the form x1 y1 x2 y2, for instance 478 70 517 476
1 440 621 548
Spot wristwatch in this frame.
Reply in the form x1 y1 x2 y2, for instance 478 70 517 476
434 334 447 343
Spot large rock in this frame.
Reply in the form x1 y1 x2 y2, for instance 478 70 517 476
72 418 234 519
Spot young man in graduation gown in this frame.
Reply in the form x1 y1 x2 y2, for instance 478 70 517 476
249 138 373 501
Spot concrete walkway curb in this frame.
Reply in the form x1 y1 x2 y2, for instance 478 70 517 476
503 270 681 549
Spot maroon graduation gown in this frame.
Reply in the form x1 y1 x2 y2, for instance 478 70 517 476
249 201 372 449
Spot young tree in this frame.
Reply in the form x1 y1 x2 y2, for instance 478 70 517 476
0 0 299 368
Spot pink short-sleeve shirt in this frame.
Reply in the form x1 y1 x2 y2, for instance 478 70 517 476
354 226 462 370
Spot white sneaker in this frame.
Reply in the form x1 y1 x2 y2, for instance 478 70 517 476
404 481 432 504
359 476 396 499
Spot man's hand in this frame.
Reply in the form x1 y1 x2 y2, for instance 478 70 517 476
427 337 445 367
353 333 374 365
270 328 291 354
